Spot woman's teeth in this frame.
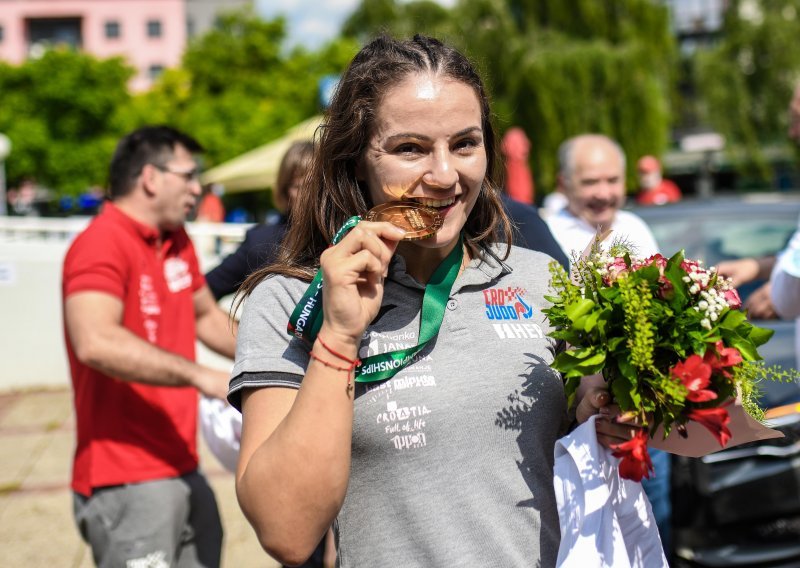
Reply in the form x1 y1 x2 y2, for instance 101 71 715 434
414 197 455 208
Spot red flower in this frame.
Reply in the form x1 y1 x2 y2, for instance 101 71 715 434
640 253 668 272
687 406 732 447
703 341 742 378
611 429 654 482
671 355 717 402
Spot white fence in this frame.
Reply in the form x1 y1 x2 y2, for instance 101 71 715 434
0 217 250 390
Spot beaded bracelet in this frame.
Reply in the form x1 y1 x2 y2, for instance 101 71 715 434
317 335 361 367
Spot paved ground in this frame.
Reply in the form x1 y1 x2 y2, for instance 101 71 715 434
0 386 280 567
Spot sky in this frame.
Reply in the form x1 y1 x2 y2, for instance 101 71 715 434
255 0 457 51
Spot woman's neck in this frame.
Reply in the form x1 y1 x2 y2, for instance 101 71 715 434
397 239 470 284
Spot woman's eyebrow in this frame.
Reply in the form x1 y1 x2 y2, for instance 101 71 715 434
384 126 483 144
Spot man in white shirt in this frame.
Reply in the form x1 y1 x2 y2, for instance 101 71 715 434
546 133 670 554
546 134 659 259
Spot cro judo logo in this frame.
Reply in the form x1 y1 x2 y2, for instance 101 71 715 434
483 286 534 320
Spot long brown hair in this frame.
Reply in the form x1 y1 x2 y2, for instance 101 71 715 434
238 34 511 301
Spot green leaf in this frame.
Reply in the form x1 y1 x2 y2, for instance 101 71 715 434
719 310 747 330
565 299 596 323
551 349 606 377
724 333 761 361
748 324 775 347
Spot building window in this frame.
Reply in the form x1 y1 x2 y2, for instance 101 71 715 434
187 17 195 38
105 21 120 39
0 25 4 44
148 64 164 80
27 17 82 51
147 19 162 38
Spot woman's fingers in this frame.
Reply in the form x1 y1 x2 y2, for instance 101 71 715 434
575 387 610 424
596 419 646 446
346 249 385 281
335 222 404 258
324 222 404 280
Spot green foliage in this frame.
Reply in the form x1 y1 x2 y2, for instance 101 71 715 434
0 1 677 201
344 0 676 193
0 9 361 200
508 38 671 190
694 0 800 182
183 11 286 96
342 0 451 41
0 49 133 195
157 10 359 167
543 244 788 438
619 276 656 372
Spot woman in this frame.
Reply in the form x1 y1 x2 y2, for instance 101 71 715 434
231 35 624 567
205 141 314 299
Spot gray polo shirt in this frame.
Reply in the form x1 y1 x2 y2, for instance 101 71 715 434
230 244 568 567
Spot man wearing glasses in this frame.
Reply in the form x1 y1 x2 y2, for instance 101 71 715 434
62 126 235 567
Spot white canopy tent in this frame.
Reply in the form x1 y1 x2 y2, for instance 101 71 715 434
201 115 322 193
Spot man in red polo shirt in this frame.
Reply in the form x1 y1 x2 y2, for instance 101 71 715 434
635 155 682 206
62 126 236 567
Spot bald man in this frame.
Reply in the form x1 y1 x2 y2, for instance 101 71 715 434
546 134 658 259
546 133 671 553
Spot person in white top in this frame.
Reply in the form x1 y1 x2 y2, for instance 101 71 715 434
546 134 659 259
546 133 670 555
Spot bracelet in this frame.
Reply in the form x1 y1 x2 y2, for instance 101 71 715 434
309 350 352 372
309 351 355 385
317 335 361 367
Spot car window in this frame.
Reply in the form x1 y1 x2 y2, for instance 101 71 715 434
645 210 799 267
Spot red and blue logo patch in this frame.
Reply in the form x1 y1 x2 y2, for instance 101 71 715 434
483 286 534 320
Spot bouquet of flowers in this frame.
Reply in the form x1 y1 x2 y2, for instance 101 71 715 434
543 237 794 481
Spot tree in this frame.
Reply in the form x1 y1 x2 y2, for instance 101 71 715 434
138 9 360 167
0 49 133 196
342 0 676 193
694 0 800 182
343 0 451 41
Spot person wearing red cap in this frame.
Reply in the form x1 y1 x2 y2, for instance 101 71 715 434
635 155 682 206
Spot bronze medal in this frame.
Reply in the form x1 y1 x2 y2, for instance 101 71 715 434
365 201 443 241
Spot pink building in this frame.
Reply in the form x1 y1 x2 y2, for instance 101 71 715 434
0 0 187 91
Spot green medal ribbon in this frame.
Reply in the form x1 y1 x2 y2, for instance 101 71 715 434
287 215 361 345
287 218 463 384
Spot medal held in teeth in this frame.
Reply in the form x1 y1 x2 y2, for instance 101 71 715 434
365 201 443 241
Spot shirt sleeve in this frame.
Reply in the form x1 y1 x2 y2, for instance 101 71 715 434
771 226 800 319
206 224 285 300
228 274 309 410
63 230 127 299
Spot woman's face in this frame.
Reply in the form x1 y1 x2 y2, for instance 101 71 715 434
358 72 487 251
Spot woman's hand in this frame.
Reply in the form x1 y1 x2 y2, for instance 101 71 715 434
320 221 406 345
575 379 647 449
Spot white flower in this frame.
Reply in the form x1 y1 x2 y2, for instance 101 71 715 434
701 318 712 330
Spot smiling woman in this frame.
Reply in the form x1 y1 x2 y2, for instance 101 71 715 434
228 34 628 568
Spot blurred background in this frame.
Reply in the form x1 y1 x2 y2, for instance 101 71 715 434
2 1 800 567
1 0 800 219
